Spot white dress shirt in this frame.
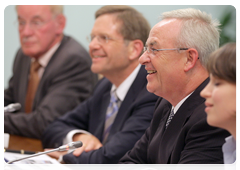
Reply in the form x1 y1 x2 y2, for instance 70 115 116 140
222 135 236 164
31 42 60 78
63 64 141 144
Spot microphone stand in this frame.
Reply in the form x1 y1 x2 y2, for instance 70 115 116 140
7 148 59 164
6 141 82 164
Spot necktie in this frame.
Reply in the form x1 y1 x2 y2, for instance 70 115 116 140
25 60 41 113
165 108 174 129
102 90 119 144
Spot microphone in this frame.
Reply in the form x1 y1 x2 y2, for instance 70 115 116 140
4 103 21 112
6 141 83 164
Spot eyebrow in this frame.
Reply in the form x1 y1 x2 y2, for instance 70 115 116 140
145 41 157 47
18 15 43 20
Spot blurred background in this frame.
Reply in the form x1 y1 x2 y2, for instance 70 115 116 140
4 5 236 88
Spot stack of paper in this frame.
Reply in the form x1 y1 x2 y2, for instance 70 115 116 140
4 152 71 170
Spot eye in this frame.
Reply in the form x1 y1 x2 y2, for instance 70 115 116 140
18 20 26 26
99 35 107 41
214 82 221 86
213 79 222 86
90 35 95 41
32 20 42 26
151 48 157 52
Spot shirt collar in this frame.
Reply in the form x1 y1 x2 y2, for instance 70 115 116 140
172 91 194 114
32 42 61 67
111 64 141 101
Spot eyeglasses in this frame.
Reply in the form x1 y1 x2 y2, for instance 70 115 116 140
17 19 51 31
87 35 118 44
143 46 189 54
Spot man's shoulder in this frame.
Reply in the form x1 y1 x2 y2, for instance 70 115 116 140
52 35 91 64
60 35 88 53
92 78 112 95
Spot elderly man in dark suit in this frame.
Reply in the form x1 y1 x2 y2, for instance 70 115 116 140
42 5 158 164
4 5 97 139
119 8 230 164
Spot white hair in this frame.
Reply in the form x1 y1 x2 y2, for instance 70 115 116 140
161 8 221 67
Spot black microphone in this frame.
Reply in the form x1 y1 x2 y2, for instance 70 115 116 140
4 103 21 112
6 141 83 164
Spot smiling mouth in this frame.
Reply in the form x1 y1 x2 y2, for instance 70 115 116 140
147 70 157 74
93 56 104 58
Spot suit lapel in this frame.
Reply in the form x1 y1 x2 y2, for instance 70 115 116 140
96 90 111 141
159 78 209 163
32 36 68 110
106 66 147 141
18 55 31 111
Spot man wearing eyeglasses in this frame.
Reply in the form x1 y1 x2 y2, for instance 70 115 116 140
4 5 97 139
42 5 158 164
119 8 230 164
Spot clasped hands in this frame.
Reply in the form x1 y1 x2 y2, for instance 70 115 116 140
45 133 103 160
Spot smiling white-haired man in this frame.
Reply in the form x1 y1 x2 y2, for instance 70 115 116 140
119 8 230 164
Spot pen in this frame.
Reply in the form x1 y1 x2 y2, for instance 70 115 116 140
4 149 36 154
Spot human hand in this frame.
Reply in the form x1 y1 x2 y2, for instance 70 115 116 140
72 133 103 157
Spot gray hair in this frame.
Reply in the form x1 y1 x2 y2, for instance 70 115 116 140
50 5 64 16
161 8 221 67
16 5 64 17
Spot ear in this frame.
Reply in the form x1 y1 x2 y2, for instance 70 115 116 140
128 39 144 61
55 14 66 34
184 48 199 72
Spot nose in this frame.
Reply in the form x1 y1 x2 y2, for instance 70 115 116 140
89 36 101 51
200 83 212 99
20 24 34 36
139 51 150 65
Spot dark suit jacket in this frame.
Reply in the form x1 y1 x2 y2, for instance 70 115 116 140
42 66 159 164
120 78 230 164
4 35 97 139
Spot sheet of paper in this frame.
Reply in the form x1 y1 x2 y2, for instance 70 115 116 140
4 133 10 148
4 152 60 164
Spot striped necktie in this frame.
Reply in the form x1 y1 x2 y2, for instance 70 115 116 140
165 108 174 129
102 90 119 144
25 60 41 113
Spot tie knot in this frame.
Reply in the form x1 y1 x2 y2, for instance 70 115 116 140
31 60 41 72
110 90 118 103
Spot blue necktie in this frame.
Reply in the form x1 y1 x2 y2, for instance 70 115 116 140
102 90 119 144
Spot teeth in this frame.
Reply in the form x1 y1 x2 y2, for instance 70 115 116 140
147 70 157 74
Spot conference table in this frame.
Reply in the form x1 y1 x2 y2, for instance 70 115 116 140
6 135 73 170
5 134 43 153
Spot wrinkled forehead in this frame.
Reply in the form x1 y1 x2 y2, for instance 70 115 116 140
17 5 52 20
146 19 181 47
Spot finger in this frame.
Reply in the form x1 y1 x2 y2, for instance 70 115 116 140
95 143 103 149
47 151 60 159
73 146 85 157
84 143 95 152
44 148 53 151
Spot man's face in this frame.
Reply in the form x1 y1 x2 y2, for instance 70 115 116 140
17 5 61 58
139 19 187 98
89 14 131 77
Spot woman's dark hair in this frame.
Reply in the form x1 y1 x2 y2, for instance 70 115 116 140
206 42 236 84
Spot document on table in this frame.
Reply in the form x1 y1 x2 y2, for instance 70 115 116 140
4 152 60 164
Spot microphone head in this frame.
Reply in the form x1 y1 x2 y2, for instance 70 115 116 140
4 103 21 112
58 141 83 151
12 103 21 110
68 141 83 149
